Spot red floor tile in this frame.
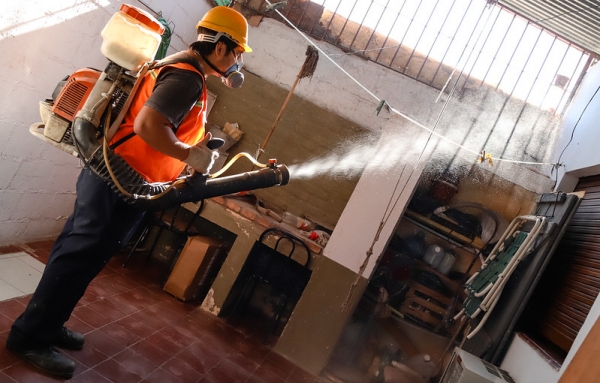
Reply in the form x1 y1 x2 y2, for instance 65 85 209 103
0 301 26 323
0 245 328 383
143 368 185 383
2 361 59 383
129 340 171 367
63 344 110 369
161 358 204 383
175 341 223 376
0 245 22 255
216 353 257 382
102 293 141 316
86 299 128 323
98 322 141 348
69 369 111 383
93 359 143 382
203 366 244 383
0 334 20 371
245 375 268 383
0 315 13 334
83 330 127 358
0 370 18 383
71 306 112 329
115 315 156 339
64 315 96 336
111 348 157 378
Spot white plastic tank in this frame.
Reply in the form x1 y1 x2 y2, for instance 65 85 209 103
100 4 164 71
423 244 444 268
436 250 456 275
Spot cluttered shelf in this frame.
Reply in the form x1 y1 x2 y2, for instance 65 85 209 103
184 195 326 255
404 210 485 252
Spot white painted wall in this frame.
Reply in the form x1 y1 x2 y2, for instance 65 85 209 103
505 60 600 376
0 1 557 244
0 0 210 243
2 0 598 378
324 116 437 276
554 61 600 191
501 334 560 383
501 62 600 381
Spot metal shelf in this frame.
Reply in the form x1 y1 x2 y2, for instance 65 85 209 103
403 210 484 255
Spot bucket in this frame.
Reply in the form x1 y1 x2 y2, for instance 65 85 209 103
100 4 164 71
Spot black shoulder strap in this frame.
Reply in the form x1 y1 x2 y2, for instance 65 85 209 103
150 51 204 75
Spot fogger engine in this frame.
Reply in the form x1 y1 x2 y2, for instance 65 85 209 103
31 4 290 210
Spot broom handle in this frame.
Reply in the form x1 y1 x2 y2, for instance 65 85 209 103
256 74 302 161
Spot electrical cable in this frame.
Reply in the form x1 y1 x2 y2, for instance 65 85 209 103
100 105 268 200
263 0 564 310
263 0 559 168
556 84 600 167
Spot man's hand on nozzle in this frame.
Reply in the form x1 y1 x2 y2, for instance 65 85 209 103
183 133 220 175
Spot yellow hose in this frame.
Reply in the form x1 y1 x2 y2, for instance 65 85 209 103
101 107 267 200
210 152 266 178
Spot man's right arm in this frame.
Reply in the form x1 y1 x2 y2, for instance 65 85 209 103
133 105 190 161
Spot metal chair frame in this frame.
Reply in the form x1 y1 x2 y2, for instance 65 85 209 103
227 227 312 342
454 215 546 339
122 200 205 284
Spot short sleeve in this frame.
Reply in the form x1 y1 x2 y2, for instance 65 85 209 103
144 67 204 128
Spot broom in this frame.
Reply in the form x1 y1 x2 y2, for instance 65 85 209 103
255 45 319 161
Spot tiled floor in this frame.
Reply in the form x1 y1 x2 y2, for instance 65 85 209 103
0 241 326 383
0 251 44 301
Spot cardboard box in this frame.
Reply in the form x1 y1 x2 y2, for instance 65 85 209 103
163 236 225 301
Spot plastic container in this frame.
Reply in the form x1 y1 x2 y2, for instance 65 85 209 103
309 230 330 247
281 212 314 231
436 250 456 275
100 4 164 71
423 244 444 268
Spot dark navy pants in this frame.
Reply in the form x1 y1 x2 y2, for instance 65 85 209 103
8 168 145 347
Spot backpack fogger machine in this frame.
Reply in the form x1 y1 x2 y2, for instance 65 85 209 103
30 4 289 210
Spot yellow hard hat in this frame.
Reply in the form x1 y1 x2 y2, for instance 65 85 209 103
196 7 252 52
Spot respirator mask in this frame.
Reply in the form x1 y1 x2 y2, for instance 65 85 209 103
197 32 245 89
222 54 244 89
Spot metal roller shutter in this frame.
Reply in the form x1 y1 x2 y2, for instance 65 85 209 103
540 175 600 351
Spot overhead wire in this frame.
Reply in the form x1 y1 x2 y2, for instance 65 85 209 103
263 0 565 310
263 0 559 168
338 0 498 309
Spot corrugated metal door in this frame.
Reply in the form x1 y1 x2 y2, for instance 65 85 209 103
539 175 600 351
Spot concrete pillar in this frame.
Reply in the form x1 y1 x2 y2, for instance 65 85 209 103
275 116 437 374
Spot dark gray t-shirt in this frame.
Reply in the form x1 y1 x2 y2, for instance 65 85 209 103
144 67 204 130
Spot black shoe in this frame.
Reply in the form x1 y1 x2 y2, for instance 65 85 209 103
54 327 85 350
6 343 76 379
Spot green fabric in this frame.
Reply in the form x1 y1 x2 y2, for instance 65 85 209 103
462 231 529 317
214 0 231 6
154 17 173 60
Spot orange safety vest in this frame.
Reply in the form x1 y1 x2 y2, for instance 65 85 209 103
110 62 207 183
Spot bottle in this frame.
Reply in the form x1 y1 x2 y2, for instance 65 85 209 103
281 212 314 231
436 250 456 275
